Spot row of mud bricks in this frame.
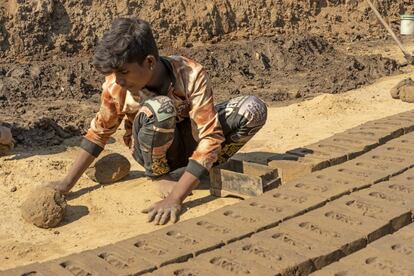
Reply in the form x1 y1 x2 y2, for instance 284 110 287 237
2 109 414 276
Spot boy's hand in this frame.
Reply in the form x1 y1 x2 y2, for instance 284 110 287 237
43 180 71 195
142 196 182 225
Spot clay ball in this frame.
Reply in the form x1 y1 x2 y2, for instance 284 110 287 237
85 153 131 184
400 85 414 103
390 78 414 99
21 187 66 228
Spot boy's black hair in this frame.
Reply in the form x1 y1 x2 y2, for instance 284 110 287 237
92 17 159 74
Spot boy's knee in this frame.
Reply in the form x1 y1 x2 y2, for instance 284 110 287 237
133 96 176 133
143 96 176 124
132 96 176 178
242 95 267 128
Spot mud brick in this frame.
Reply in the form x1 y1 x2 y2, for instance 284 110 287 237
261 187 327 215
115 233 193 267
326 131 379 151
308 138 368 159
88 244 156 275
344 124 402 144
369 234 414 261
330 194 412 232
151 260 217 276
354 184 414 211
145 224 224 258
268 159 314 184
310 261 377 276
41 254 105 276
222 197 300 231
340 246 414 275
361 147 414 167
287 145 346 167
166 216 242 245
347 158 408 178
392 167 414 182
328 162 387 185
286 176 352 202
253 228 341 270
389 109 414 121
368 117 414 134
361 119 406 136
387 131 414 146
204 201 280 237
359 183 414 210
210 160 279 198
392 223 414 240
308 167 371 192
211 238 315 275
0 263 41 276
300 153 345 169
279 213 366 256
50 252 118 276
194 248 277 275
379 143 414 159
310 204 391 243
0 262 74 276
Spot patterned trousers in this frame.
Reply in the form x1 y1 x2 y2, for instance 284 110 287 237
131 95 267 177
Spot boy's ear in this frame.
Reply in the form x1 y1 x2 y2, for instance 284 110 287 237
144 55 157 69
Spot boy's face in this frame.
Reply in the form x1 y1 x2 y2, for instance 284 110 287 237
109 58 154 91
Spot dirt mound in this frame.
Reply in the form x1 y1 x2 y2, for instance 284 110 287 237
1 0 413 61
175 35 400 103
21 186 67 229
0 57 101 147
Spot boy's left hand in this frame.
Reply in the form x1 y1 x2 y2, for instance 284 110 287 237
142 196 182 225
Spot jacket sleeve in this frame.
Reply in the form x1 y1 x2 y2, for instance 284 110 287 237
186 68 225 178
81 83 125 157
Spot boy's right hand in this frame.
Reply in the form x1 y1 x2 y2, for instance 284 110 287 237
43 180 71 195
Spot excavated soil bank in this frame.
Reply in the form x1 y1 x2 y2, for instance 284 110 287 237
0 35 400 147
1 0 413 61
0 0 412 146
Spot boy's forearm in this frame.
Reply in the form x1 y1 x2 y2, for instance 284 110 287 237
61 148 96 191
169 171 200 203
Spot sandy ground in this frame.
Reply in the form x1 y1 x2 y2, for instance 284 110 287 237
1 41 414 270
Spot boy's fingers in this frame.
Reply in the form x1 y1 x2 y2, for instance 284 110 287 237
159 211 170 225
171 208 178 223
147 209 157 222
153 209 164 225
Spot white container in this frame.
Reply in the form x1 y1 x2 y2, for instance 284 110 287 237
401 14 414 35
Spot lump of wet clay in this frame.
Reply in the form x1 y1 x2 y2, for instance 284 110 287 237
85 153 131 184
390 78 414 99
21 187 66 228
399 85 414 103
